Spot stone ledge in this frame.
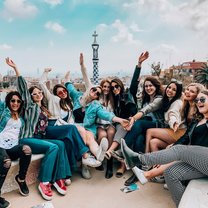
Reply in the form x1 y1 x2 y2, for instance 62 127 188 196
2 154 44 194
179 178 208 208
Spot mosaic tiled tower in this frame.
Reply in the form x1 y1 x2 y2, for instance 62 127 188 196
92 31 99 85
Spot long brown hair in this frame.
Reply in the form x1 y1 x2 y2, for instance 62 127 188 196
53 84 73 111
29 86 52 118
100 79 114 109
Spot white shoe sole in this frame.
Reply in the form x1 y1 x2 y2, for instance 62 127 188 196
97 138 109 162
53 183 67 195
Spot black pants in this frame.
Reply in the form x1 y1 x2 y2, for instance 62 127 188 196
0 144 31 193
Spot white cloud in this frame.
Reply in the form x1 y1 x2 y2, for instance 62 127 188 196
44 0 63 7
45 21 66 34
129 22 144 32
2 0 38 21
0 44 12 50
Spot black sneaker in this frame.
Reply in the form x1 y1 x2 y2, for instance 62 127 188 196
15 175 29 196
0 197 11 208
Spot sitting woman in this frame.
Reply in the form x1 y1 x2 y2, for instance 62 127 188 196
145 80 185 153
121 89 208 207
6 58 71 201
0 91 32 208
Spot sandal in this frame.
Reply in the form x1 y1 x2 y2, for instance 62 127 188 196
116 164 126 178
105 151 112 160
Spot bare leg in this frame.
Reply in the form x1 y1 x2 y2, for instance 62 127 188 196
106 126 116 147
150 138 169 152
97 128 107 144
145 128 175 153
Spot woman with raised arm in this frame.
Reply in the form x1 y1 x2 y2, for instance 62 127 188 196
121 90 208 207
6 58 71 201
0 91 32 208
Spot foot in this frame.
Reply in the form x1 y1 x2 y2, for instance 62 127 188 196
96 137 109 162
124 173 138 186
38 182 53 201
0 197 11 208
82 154 101 167
121 138 140 169
105 158 113 179
111 150 124 162
81 165 92 179
53 179 67 195
15 175 29 196
132 167 148 185
115 163 126 178
150 175 165 183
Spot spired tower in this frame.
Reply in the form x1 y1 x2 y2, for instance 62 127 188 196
92 31 99 85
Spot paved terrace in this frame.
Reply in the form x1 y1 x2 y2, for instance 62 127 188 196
4 167 175 208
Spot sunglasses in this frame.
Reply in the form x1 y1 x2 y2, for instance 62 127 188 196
91 88 101 97
10 99 22 104
31 91 43 96
194 97 206 104
111 84 119 90
57 89 67 96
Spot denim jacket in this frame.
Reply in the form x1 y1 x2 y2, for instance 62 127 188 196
65 82 115 136
0 101 24 135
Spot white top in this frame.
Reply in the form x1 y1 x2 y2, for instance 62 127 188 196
0 118 21 149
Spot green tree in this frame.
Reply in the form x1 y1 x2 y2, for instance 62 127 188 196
194 63 208 88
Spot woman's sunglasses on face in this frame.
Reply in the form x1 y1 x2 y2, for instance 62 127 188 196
31 91 43 96
10 99 22 104
57 89 67 96
111 84 119 91
194 97 206 104
91 88 101 97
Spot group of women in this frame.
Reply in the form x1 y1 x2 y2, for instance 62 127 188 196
0 52 207 208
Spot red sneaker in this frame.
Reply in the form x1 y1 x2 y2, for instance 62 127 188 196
38 182 53 201
53 179 67 195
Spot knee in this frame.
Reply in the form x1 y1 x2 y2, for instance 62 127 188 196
49 143 59 153
150 139 158 149
164 166 177 181
3 159 12 169
22 145 32 155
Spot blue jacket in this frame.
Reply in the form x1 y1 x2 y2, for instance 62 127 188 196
0 100 24 135
65 82 115 136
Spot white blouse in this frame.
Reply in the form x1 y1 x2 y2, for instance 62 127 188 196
0 118 21 149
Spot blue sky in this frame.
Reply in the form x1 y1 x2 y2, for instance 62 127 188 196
0 0 208 78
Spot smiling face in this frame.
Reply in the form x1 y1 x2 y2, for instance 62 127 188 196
31 88 43 103
184 85 198 102
111 82 121 95
56 87 68 99
144 80 156 97
195 92 208 116
9 95 22 112
89 87 102 100
166 83 177 99
102 81 111 95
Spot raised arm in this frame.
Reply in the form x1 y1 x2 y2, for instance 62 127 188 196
5 58 33 109
129 51 149 102
80 53 92 90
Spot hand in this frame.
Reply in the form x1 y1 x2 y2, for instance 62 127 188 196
173 122 179 132
138 51 149 65
44 68 52 73
64 71 70 81
120 119 130 129
80 53 84 66
125 117 134 131
5 57 17 69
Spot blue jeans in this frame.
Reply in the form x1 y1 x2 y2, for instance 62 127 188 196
124 119 156 153
20 138 71 182
46 124 89 170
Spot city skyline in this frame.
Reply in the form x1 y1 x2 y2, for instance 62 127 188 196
0 0 208 77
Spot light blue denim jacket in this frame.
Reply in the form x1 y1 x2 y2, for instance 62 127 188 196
65 82 115 136
0 100 24 135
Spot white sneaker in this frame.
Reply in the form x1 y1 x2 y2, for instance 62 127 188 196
81 165 92 179
163 183 169 190
82 155 101 167
64 178 72 186
96 137 109 162
132 167 148 185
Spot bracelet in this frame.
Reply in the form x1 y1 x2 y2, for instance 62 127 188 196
132 116 137 122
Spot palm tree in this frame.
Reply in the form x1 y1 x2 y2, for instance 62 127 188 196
194 63 208 88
